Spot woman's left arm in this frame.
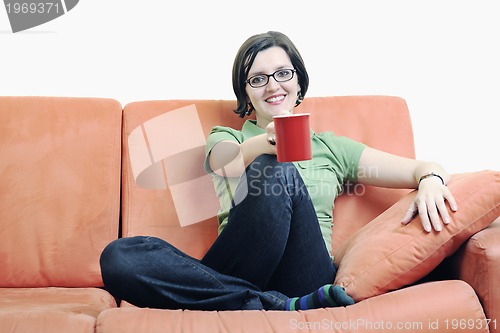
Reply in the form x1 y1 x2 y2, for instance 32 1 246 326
357 147 458 232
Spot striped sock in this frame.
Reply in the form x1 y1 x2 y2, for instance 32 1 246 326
285 285 354 311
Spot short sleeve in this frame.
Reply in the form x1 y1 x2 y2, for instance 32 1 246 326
204 125 245 174
317 132 366 183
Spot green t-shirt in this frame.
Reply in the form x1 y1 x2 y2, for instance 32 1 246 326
204 119 366 254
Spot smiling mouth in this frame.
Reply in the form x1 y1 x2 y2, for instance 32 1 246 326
265 95 285 103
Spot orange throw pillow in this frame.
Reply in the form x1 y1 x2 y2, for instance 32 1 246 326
333 170 500 302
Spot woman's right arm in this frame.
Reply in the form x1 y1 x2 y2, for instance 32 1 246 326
209 125 276 177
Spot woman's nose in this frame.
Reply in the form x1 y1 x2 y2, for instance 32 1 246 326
266 77 281 91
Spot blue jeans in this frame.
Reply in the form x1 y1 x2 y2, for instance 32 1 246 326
100 155 335 310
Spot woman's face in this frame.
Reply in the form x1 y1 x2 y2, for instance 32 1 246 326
245 46 301 128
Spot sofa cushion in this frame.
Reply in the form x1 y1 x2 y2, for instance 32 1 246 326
0 287 116 317
0 287 117 333
0 97 122 287
0 312 97 333
121 100 240 259
452 217 500 333
96 281 486 333
334 170 500 301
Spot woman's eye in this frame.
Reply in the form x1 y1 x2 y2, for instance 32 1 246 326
250 76 265 85
276 70 291 78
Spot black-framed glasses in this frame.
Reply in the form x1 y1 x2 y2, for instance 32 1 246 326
246 69 296 88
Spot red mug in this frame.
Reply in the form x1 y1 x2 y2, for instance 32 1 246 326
273 113 312 162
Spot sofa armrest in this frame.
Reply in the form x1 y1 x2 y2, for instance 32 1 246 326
452 217 500 333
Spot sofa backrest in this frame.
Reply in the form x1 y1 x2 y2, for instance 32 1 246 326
121 96 415 259
0 97 122 287
302 96 415 252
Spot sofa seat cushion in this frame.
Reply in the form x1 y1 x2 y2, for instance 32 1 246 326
334 170 500 301
0 287 116 333
96 281 486 333
0 311 97 333
0 287 117 316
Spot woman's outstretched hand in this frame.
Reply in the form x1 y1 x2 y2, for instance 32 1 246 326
401 177 458 232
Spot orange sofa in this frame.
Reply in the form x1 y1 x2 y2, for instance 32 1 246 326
0 96 498 333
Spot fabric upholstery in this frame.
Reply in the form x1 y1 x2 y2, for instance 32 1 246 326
0 287 117 333
96 281 487 333
0 312 97 333
0 287 117 317
453 217 500 333
334 171 500 301
0 97 122 288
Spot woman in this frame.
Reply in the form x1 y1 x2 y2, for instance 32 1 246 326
100 31 457 311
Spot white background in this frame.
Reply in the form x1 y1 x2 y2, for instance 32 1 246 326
1 0 498 174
